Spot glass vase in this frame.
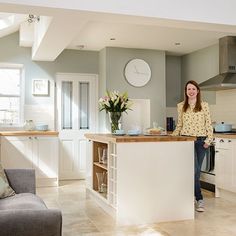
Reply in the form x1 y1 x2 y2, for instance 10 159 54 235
108 112 122 133
96 172 107 193
23 120 35 131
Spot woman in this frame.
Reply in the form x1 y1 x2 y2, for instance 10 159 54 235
172 80 213 212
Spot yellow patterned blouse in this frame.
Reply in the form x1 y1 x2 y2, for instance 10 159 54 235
172 101 213 145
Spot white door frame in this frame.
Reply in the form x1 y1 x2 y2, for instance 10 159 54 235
56 73 98 179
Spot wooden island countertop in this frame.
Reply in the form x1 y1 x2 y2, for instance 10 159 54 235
85 133 196 143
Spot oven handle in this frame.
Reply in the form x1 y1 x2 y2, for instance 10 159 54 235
209 145 215 172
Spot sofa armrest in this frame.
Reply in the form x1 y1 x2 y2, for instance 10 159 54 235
0 209 62 236
4 169 36 194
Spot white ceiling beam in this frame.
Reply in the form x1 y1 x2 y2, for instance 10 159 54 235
31 16 87 61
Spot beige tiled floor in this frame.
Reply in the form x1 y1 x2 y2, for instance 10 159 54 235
37 181 236 236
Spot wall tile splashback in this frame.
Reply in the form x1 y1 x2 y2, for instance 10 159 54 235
210 89 236 128
24 105 54 130
166 89 236 129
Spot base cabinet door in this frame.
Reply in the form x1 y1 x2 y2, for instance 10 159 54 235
215 148 229 189
230 140 236 192
34 136 58 179
1 136 33 169
215 138 236 193
1 135 58 187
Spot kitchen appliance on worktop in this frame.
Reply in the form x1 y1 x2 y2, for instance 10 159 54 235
214 122 233 133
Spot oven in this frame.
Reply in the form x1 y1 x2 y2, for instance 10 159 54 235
200 144 215 192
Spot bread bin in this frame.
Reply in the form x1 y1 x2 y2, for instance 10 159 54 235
214 122 232 132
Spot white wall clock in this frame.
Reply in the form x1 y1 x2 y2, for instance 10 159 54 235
124 59 151 87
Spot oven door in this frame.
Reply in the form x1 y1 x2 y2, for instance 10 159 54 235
200 145 215 187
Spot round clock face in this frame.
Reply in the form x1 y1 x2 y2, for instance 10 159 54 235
124 59 151 87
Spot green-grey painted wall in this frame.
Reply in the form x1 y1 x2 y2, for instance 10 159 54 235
1 31 219 129
98 48 107 131
0 32 99 105
166 56 182 106
181 44 219 104
103 47 166 127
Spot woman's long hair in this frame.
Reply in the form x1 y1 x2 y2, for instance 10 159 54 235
182 80 202 112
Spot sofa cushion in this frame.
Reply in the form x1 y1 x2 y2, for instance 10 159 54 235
0 193 47 210
0 164 15 199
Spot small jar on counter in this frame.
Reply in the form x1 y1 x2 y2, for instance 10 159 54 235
23 120 35 131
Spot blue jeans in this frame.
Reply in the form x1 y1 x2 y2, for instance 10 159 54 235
194 137 207 201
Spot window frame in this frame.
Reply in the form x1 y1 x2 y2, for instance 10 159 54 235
0 63 25 127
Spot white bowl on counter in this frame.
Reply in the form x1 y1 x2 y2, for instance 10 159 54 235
127 129 141 136
35 124 49 131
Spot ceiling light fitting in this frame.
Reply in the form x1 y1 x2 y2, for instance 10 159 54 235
27 14 40 24
76 45 85 50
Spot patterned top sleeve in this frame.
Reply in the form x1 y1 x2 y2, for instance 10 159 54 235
203 102 214 145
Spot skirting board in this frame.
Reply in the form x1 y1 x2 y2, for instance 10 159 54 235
36 178 58 187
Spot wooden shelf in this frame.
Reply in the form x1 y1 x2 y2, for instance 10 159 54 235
94 162 108 170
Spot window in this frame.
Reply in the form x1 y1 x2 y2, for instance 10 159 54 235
79 82 89 129
61 81 72 129
0 64 24 125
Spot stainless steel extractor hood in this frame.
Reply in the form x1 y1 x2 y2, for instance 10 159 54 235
199 36 236 90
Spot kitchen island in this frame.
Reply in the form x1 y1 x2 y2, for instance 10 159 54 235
85 134 195 225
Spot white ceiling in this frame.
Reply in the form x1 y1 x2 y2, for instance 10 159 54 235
1 7 236 60
68 21 230 55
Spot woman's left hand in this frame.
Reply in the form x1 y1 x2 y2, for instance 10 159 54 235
203 143 209 149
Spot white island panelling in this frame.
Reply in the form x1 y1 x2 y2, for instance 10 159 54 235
85 134 195 225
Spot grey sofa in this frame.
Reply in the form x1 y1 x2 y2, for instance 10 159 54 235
0 169 62 236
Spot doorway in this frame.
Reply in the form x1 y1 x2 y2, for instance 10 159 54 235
56 73 98 179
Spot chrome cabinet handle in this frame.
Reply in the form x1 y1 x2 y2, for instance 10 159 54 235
220 139 224 143
228 140 232 142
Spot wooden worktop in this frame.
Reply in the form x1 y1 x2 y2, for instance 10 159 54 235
214 133 236 139
0 130 59 136
85 133 196 143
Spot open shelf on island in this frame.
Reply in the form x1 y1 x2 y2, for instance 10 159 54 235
93 141 108 199
93 162 108 170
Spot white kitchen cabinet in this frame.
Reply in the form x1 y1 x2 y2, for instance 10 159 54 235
1 136 33 169
215 138 236 194
0 136 58 187
231 140 236 192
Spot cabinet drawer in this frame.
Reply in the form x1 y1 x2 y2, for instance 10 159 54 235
215 138 232 149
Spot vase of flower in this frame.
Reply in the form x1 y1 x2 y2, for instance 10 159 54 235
98 90 133 133
108 112 122 133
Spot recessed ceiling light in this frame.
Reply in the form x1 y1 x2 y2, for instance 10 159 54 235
76 45 85 49
175 42 181 46
110 38 116 41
